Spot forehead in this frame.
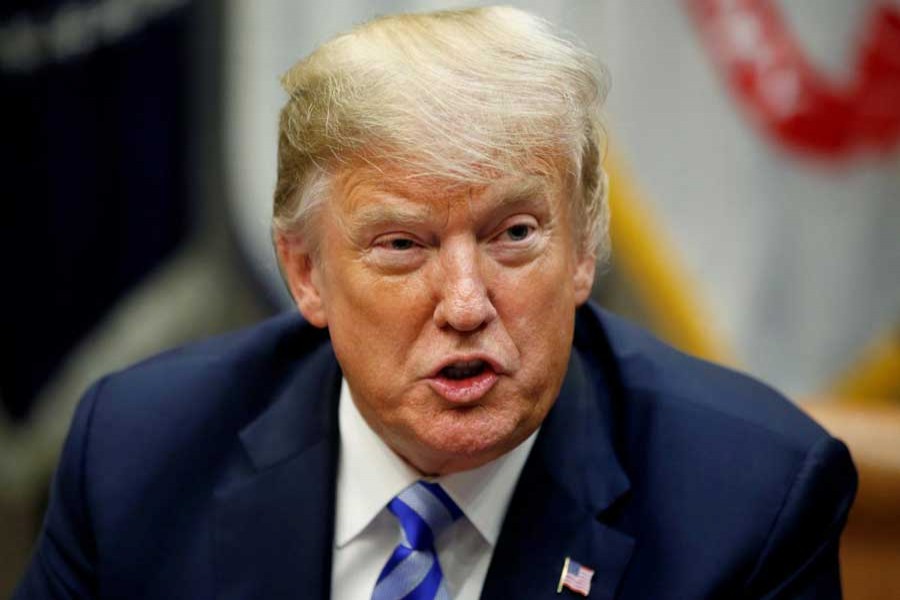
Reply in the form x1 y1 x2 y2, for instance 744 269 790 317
331 162 568 218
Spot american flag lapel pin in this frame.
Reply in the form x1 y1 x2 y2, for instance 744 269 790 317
557 556 595 596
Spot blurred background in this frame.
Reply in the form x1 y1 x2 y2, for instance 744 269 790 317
2 0 898 597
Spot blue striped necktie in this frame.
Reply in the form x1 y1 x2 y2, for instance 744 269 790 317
371 480 464 600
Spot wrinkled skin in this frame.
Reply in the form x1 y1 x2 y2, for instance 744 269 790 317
277 164 595 475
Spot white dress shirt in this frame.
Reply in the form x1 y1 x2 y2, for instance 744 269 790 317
331 379 538 600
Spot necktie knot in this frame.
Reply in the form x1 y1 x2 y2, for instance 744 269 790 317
388 480 463 551
372 481 463 600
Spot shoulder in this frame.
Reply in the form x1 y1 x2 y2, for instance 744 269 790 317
575 304 857 596
67 312 333 511
577 303 828 453
86 311 329 429
100 310 326 390
15 313 334 597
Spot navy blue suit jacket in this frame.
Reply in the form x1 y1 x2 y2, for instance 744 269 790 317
16 305 857 599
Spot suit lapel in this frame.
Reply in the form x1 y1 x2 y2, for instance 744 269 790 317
213 342 342 600
481 340 634 599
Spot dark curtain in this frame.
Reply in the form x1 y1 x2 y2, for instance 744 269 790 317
1 0 194 420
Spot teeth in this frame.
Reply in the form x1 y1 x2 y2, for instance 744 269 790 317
442 360 487 380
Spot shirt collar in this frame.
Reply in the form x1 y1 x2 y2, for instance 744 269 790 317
335 378 539 548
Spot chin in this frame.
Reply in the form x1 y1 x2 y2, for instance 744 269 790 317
407 405 532 473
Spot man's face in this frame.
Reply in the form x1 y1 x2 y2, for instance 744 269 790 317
279 163 595 475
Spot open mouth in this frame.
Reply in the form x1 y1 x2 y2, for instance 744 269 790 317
439 359 491 380
430 358 500 403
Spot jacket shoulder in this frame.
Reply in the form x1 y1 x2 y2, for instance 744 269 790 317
580 305 828 451
93 312 328 423
577 305 857 597
76 312 333 510
17 314 335 598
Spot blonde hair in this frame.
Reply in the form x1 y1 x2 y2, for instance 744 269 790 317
273 5 610 260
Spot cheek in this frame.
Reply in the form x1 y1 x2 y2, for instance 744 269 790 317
495 248 576 322
324 265 436 378
496 253 576 370
328 255 433 321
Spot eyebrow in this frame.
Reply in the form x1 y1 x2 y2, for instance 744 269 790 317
345 176 553 232
478 177 552 211
350 202 435 231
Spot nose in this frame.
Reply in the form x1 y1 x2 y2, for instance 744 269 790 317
433 240 498 332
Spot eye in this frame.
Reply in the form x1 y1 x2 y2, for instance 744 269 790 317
504 223 534 242
367 233 427 272
388 238 416 250
488 216 541 263
374 235 420 251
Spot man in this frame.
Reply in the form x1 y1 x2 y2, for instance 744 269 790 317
17 6 856 599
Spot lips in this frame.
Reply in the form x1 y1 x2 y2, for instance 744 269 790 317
428 356 502 403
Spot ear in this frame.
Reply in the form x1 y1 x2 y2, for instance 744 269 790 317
275 233 329 328
572 251 597 306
